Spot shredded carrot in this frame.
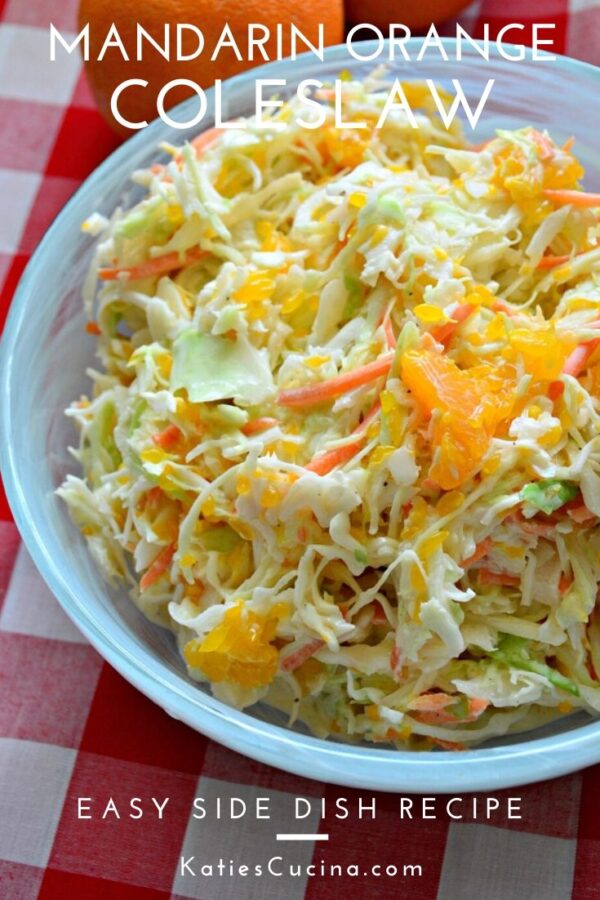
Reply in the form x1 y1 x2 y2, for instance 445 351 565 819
478 568 520 588
518 518 557 540
461 537 493 569
140 544 175 591
563 338 600 377
384 317 396 349
429 302 475 345
241 417 279 436
409 694 489 725
543 189 600 207
173 127 224 164
281 638 324 671
408 692 455 712
432 738 467 751
467 697 489 718
491 299 517 316
305 400 381 476
550 328 600 398
306 440 365 476
191 126 224 155
152 424 182 450
370 600 388 624
85 321 102 336
277 353 393 408
413 707 470 726
530 129 554 160
537 253 573 270
566 502 596 524
420 332 439 352
380 727 402 742
99 246 206 281
538 244 598 269
149 163 172 183
559 574 574 595
415 709 463 726
563 136 575 152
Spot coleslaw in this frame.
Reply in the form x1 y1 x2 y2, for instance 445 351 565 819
58 72 600 750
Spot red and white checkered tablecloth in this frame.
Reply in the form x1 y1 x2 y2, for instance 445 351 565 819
2 1 600 897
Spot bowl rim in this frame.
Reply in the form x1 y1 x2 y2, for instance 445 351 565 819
3 39 600 793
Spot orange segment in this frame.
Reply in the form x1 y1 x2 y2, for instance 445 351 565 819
506 328 572 382
183 602 287 689
401 349 516 489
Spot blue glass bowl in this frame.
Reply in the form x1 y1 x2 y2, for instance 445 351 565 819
3 42 600 792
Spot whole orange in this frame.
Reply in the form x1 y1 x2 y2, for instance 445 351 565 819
78 0 344 135
346 0 470 30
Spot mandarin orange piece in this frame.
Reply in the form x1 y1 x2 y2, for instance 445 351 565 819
184 602 282 689
508 328 571 382
401 349 516 489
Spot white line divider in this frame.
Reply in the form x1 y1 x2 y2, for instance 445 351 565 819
276 833 330 841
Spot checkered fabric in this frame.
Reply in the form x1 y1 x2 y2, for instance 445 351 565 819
2 0 600 897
